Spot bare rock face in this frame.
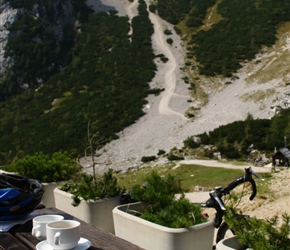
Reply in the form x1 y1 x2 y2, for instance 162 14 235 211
0 1 19 73
0 0 75 74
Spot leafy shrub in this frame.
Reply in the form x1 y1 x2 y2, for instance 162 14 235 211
183 136 200 148
146 88 164 95
218 145 241 159
59 169 124 206
164 29 172 35
131 171 206 228
160 56 169 63
186 17 202 27
148 4 156 13
167 154 184 161
166 38 173 45
157 149 166 155
7 151 79 182
203 150 214 159
141 155 157 163
224 206 290 249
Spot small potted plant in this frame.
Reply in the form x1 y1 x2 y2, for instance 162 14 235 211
54 168 124 233
113 171 215 250
54 121 124 233
4 151 79 208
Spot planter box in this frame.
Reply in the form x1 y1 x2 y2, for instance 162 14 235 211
216 236 247 250
41 181 67 208
54 188 120 233
113 202 215 250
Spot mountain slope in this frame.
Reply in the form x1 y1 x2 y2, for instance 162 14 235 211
1 0 290 168
87 0 290 173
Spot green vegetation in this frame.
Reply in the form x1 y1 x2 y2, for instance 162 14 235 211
166 38 173 45
1 0 92 99
156 0 192 25
4 152 79 183
141 155 157 163
191 0 290 77
117 164 245 192
7 0 35 9
0 0 156 164
182 110 290 160
59 169 124 206
225 206 290 249
5 14 67 92
185 0 216 28
130 171 207 228
2 0 290 167
157 0 290 77
156 0 215 27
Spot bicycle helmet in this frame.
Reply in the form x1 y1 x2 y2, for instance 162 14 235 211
0 173 44 221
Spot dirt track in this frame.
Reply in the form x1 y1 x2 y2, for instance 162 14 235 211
177 159 272 173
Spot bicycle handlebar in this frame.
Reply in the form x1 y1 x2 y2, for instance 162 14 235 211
203 166 263 228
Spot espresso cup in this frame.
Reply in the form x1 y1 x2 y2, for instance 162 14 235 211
46 220 80 250
32 215 64 240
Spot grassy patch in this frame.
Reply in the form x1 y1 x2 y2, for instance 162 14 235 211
240 89 276 103
117 164 246 192
172 165 245 192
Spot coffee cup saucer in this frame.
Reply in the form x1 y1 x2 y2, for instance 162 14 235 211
36 237 91 250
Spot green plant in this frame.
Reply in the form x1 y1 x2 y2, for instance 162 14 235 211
163 29 172 35
59 168 124 206
141 155 156 163
167 153 184 161
130 171 207 228
58 122 125 206
160 56 169 63
224 206 290 249
117 164 245 192
6 151 79 182
157 149 166 155
166 38 173 45
148 4 156 13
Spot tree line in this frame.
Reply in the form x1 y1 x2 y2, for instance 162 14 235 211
183 109 290 160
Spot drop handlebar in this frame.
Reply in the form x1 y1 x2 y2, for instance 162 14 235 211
202 166 264 228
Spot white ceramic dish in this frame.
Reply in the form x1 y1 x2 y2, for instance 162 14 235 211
36 237 91 250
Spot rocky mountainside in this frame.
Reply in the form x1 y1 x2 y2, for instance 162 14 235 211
0 0 75 74
0 1 16 73
0 0 290 170
82 0 290 173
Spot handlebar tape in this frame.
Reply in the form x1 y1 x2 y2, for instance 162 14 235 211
248 178 256 200
224 167 256 200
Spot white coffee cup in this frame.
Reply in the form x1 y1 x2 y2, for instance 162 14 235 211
32 215 64 240
46 220 80 250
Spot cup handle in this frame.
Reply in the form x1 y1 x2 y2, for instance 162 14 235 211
32 225 40 238
54 232 61 245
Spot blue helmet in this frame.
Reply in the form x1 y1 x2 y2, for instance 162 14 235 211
0 173 44 221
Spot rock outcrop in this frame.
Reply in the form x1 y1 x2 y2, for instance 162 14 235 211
0 1 19 73
0 0 75 74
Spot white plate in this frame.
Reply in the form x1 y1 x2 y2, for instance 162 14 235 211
36 237 91 250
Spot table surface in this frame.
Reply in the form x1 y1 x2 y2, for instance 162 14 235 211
1 207 145 250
